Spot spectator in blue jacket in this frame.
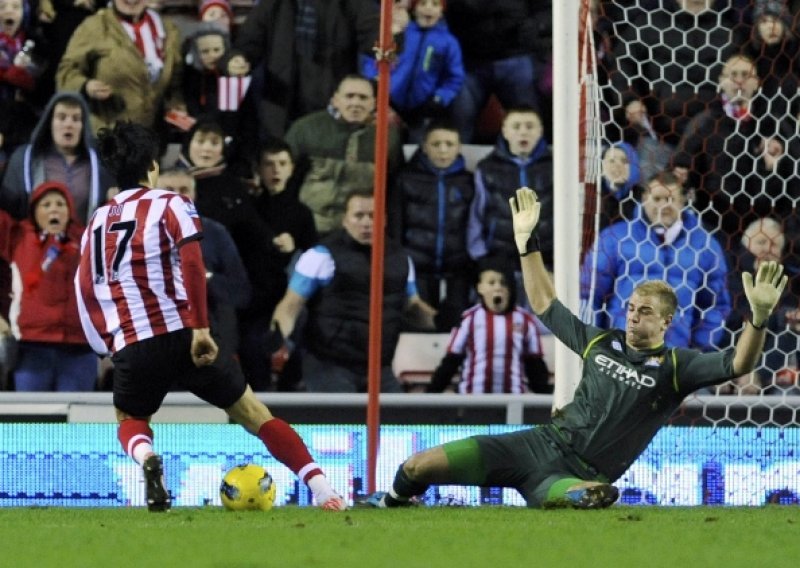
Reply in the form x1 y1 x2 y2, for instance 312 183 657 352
580 171 731 351
362 0 464 143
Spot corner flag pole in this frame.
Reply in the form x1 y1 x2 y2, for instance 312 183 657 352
366 0 395 495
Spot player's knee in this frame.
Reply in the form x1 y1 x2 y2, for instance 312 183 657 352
402 453 429 482
225 389 272 433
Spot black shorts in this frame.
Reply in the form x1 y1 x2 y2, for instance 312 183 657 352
111 328 247 417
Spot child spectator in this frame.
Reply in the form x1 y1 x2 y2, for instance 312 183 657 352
467 106 553 315
393 119 474 329
362 0 464 142
469 106 553 269
426 258 550 394
0 180 96 391
182 21 252 149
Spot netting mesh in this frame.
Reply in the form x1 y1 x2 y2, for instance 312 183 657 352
580 1 800 409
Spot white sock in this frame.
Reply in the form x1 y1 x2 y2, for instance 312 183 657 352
132 443 154 466
307 473 337 503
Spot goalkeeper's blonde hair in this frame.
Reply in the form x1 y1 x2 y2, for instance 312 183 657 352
633 280 678 318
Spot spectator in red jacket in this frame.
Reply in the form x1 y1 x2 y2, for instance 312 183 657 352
0 180 96 390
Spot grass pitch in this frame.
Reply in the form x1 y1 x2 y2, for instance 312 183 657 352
0 505 798 568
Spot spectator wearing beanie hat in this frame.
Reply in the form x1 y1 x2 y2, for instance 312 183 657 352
199 0 234 34
752 0 792 28
743 0 800 108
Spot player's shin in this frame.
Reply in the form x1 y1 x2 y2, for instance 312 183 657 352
385 463 430 506
257 417 345 509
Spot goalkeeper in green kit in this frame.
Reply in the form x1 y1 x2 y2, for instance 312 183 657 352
367 187 788 509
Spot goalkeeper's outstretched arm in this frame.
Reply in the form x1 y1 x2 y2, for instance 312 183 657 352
732 260 787 375
509 187 556 315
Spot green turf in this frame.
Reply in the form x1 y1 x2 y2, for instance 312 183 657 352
0 506 798 568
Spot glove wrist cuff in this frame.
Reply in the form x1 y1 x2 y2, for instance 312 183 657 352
518 234 540 257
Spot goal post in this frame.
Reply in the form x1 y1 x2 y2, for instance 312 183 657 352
551 0 584 409
579 1 800 418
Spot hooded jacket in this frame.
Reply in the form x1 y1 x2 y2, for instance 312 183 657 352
361 19 464 112
0 181 88 345
0 92 114 223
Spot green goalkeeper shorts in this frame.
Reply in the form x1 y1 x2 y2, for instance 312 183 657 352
448 427 604 507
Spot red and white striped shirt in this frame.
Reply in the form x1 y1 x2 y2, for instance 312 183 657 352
447 305 543 394
74 188 203 355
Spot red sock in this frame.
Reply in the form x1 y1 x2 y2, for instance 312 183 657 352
257 418 323 483
117 419 154 462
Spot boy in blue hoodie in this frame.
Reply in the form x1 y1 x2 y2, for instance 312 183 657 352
362 0 464 143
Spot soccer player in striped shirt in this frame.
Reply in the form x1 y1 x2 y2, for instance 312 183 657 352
74 122 347 512
426 258 550 393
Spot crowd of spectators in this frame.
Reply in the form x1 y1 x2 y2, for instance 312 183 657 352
0 0 799 396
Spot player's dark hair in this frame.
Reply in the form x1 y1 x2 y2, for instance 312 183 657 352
97 122 160 189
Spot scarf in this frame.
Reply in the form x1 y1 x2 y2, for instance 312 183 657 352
118 9 166 83
721 93 751 122
22 232 69 292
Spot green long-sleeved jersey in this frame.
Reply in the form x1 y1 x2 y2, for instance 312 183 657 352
539 300 736 481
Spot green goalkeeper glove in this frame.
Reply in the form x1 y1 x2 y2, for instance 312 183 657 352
742 260 788 328
508 187 542 256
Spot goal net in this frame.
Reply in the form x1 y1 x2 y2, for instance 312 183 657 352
577 0 800 504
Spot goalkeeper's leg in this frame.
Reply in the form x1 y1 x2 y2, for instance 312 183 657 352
379 438 486 507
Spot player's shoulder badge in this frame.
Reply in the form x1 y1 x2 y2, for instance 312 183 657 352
183 199 199 218
612 340 623 352
645 355 665 367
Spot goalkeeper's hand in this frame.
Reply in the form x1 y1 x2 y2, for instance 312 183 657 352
508 187 541 256
742 260 788 328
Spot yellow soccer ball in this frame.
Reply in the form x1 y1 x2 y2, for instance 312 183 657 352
220 464 277 511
